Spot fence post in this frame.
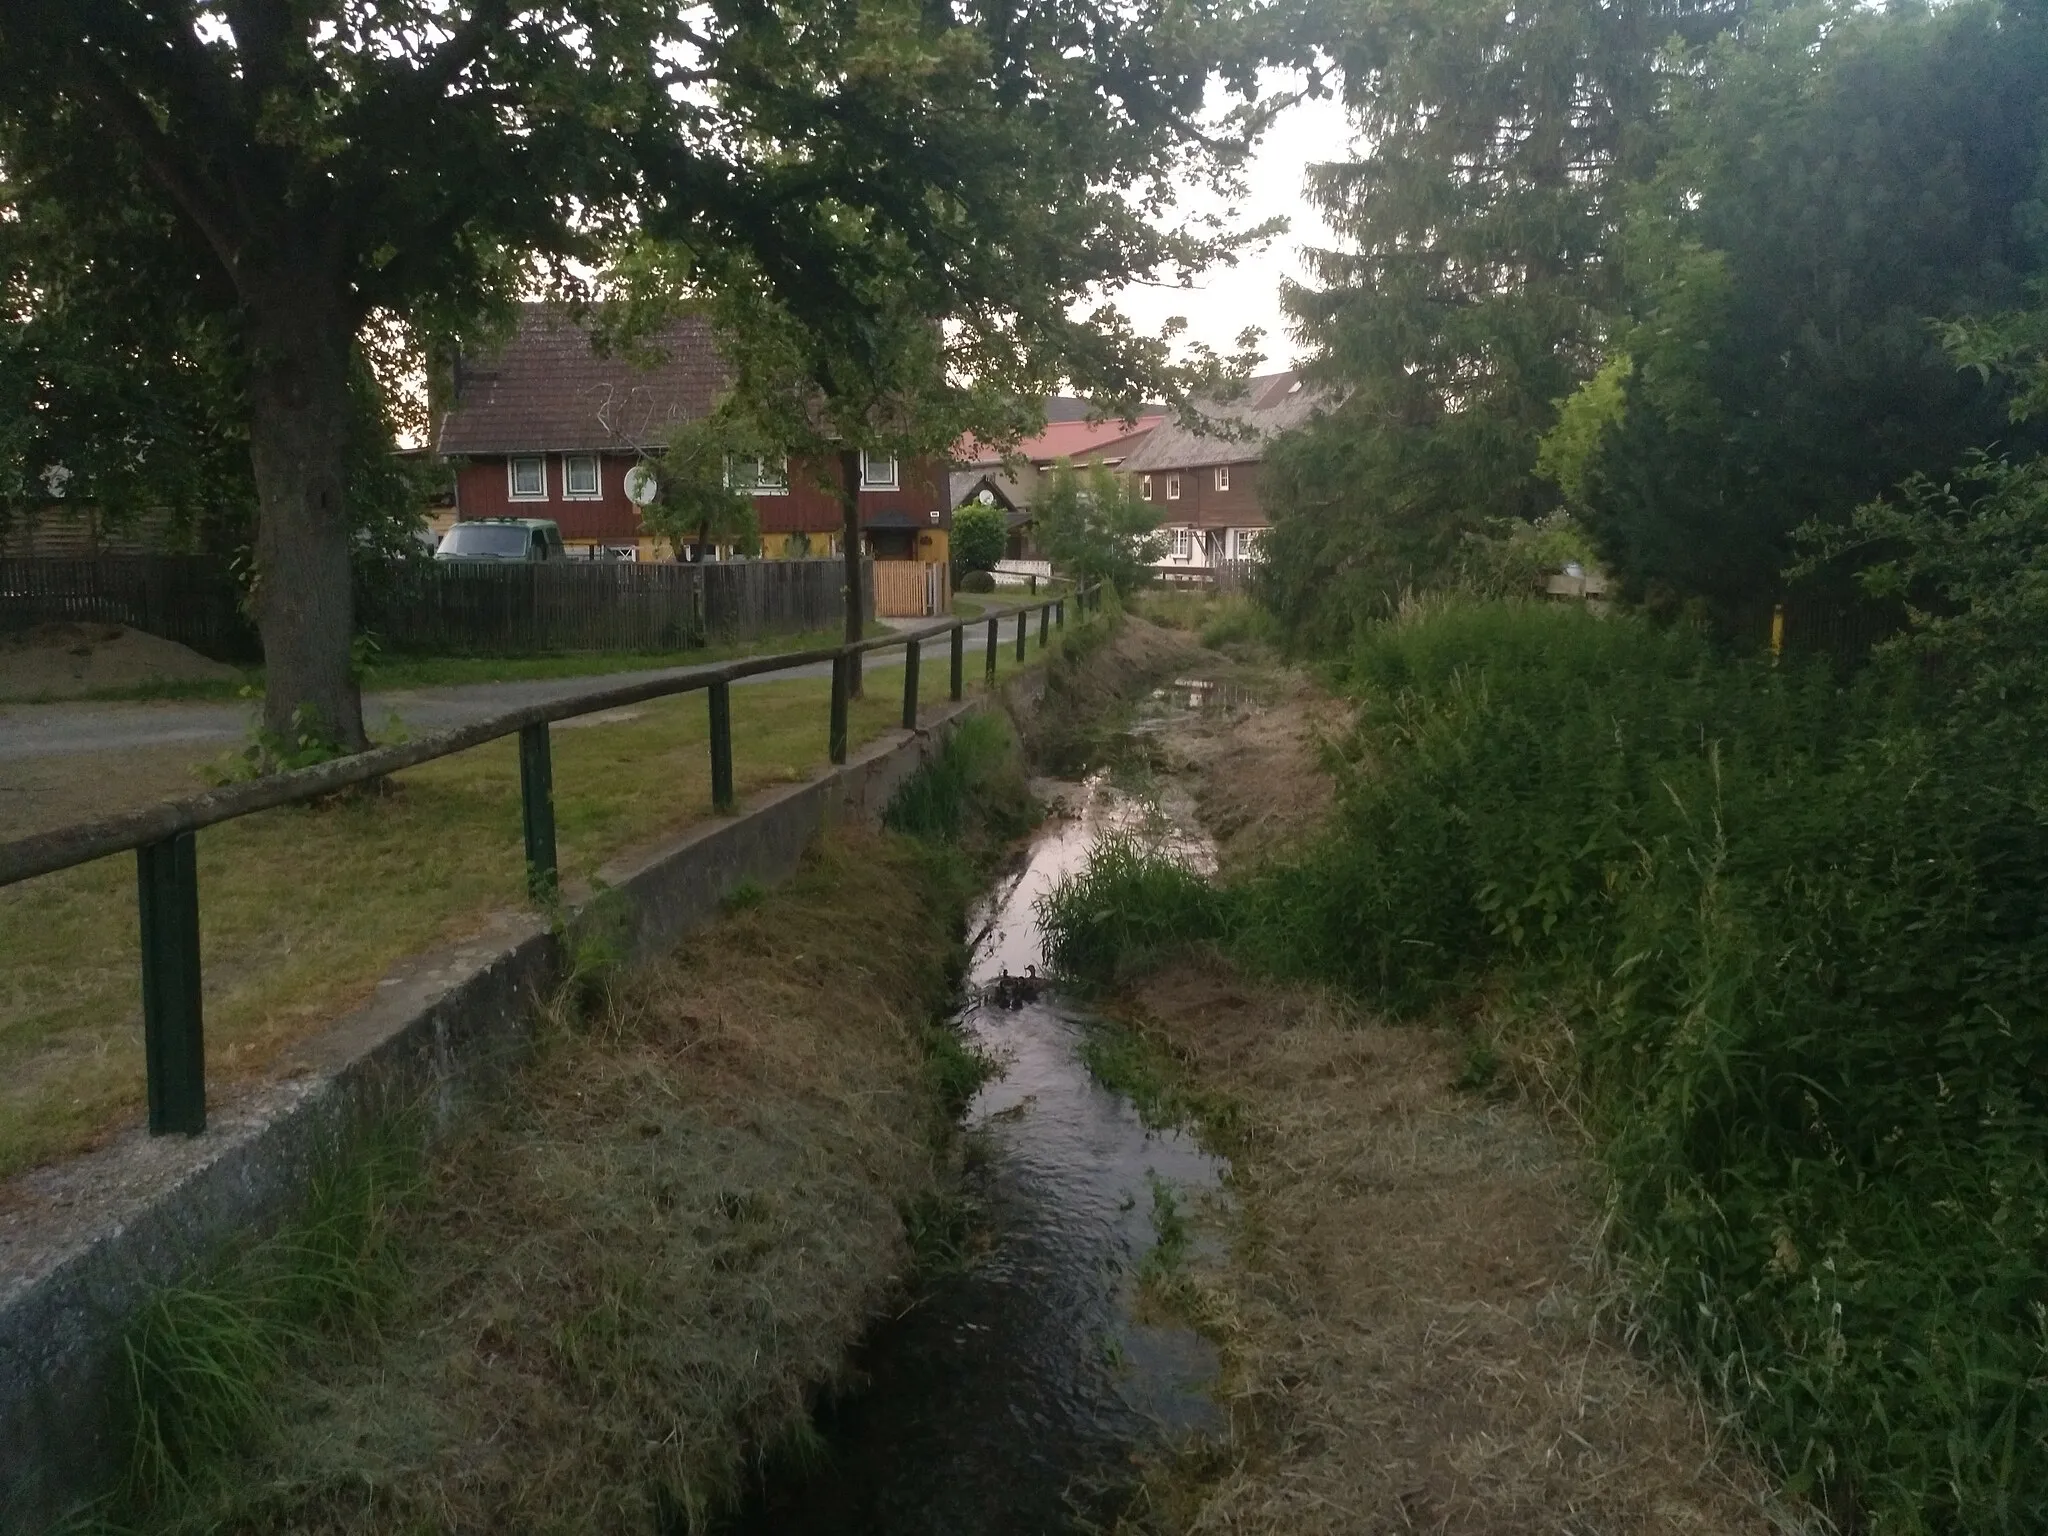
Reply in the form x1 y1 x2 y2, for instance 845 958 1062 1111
137 832 205 1135
949 623 964 701
1039 604 1050 649
1015 609 1027 662
830 653 850 764
1055 599 1065 630
518 722 558 902
902 638 921 730
708 681 735 812
985 617 998 685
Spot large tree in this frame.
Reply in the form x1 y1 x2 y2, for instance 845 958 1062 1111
1258 0 1738 645
2 0 1255 750
1569 0 2048 614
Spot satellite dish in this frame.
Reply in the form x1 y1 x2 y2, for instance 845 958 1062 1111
976 488 996 505
624 464 659 506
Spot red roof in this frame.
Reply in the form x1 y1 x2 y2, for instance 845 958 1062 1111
957 415 1163 467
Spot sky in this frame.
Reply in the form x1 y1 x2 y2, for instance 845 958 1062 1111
1103 83 1358 377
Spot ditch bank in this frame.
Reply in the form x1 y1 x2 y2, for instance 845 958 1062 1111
0 608 1185 1533
1036 642 1794 1534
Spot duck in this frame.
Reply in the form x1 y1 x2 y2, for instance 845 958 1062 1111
987 965 1048 1009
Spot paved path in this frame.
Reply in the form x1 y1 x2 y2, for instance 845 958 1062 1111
0 628 1014 761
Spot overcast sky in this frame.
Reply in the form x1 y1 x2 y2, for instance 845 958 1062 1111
1103 82 1358 376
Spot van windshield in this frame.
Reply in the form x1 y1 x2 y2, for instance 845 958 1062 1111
437 525 533 558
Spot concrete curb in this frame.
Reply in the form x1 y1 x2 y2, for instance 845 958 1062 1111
0 699 982 1532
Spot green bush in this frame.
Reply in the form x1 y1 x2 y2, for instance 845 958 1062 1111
1044 598 2048 1530
951 502 1008 574
958 568 996 594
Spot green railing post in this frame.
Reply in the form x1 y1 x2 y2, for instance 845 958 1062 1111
829 653 850 764
949 623 965 701
985 617 998 685
138 831 205 1135
518 722 558 902
1015 609 1027 662
902 638 921 730
708 680 734 812
1039 604 1050 649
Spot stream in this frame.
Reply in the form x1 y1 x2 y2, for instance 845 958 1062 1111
726 741 1229 1534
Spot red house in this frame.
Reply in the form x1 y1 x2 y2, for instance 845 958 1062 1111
435 306 952 563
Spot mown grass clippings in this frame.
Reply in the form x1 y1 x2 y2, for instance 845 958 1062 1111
1101 962 1787 1536
76 686 1059 1535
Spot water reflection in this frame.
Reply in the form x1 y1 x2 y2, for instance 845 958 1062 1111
724 776 1227 1535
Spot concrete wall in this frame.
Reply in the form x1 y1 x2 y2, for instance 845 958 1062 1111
0 700 988 1532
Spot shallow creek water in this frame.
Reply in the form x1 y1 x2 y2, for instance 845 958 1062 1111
726 756 1228 1534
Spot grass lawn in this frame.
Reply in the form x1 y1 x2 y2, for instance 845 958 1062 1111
0 612 1077 1179
29 624 895 704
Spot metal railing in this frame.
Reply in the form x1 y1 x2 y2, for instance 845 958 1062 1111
0 584 1102 1138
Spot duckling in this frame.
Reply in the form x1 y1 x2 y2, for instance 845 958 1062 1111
1009 964 1048 1003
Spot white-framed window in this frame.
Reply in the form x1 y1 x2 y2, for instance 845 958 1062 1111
563 454 601 499
1235 527 1265 558
727 454 789 494
1165 474 1182 501
859 451 899 490
508 455 547 500
1214 465 1230 492
1171 526 1192 560
1140 475 1153 501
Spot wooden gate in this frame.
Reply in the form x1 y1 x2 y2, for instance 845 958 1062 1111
872 559 950 618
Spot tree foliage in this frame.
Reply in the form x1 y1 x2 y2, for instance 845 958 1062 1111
1258 0 1738 645
1 0 1258 748
1032 459 1165 590
637 418 762 560
1574 0 2048 612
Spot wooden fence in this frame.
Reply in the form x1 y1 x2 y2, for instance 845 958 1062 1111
872 559 950 618
363 557 855 654
1153 558 1259 595
0 556 856 662
0 556 260 662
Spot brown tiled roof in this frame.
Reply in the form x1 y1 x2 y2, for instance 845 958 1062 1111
1119 371 1324 473
435 305 730 456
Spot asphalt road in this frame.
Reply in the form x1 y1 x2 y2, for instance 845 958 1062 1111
0 627 1012 762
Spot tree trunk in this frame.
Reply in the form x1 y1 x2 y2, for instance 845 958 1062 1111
243 280 368 754
838 446 865 698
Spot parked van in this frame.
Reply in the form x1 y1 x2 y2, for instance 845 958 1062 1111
435 518 568 561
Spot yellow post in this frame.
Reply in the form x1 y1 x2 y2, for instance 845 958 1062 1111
1770 603 1785 662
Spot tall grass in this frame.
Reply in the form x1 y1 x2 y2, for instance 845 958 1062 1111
111 1130 418 1518
882 711 1035 850
1039 598 2048 1532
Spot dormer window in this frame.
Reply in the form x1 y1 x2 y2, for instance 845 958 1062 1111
860 451 899 490
1140 474 1153 501
508 456 547 500
1165 474 1182 501
1214 465 1230 492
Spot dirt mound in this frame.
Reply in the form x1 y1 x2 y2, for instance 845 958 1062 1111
0 623 239 701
